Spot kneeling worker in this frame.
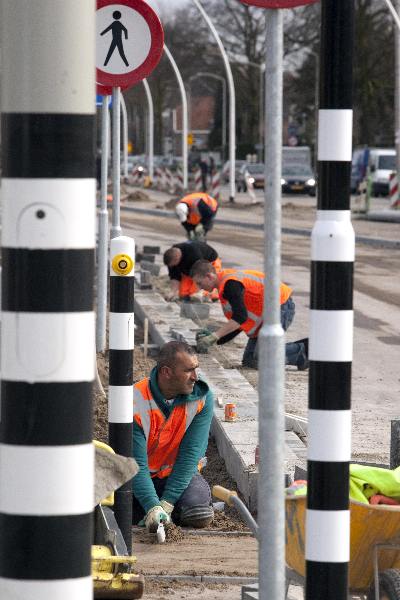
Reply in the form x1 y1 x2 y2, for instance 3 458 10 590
191 260 308 370
175 192 218 240
132 341 215 533
163 240 222 301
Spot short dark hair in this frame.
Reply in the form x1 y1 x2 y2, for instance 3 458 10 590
163 246 180 266
190 259 216 279
157 341 196 369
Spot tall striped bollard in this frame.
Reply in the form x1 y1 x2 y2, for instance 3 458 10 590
195 167 202 191
109 236 135 554
176 166 184 192
306 2 354 600
0 2 95 598
389 171 400 208
165 168 175 194
211 169 221 200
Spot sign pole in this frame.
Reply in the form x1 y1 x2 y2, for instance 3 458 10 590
258 9 285 600
111 86 122 239
97 95 110 352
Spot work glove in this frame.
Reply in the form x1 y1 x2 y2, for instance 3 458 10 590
196 332 218 354
195 328 213 341
188 230 196 240
159 499 174 516
194 223 204 235
144 505 171 533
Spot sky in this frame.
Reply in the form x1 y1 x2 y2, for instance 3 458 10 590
146 0 189 12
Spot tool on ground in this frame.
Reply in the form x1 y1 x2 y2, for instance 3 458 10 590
93 441 144 599
212 485 258 539
224 403 238 422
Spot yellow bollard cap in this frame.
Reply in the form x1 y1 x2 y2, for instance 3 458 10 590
112 254 134 276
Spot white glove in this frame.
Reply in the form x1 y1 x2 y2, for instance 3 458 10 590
144 505 171 533
160 499 174 516
194 223 205 235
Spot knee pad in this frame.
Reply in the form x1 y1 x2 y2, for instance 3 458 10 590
179 505 214 528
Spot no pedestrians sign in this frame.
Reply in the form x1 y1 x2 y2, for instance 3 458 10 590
96 0 164 89
239 0 318 7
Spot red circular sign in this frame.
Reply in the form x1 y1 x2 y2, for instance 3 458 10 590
239 0 318 7
96 0 164 89
97 82 128 95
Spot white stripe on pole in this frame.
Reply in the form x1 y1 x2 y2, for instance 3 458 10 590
305 510 351 562
318 109 353 161
108 386 135 422
0 444 94 514
1 312 95 381
0 577 94 600
109 313 135 349
307 410 352 461
311 211 355 261
309 310 354 361
2 180 96 249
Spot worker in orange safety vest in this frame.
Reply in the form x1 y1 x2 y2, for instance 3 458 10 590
132 341 214 533
163 240 221 301
191 260 308 370
175 192 218 240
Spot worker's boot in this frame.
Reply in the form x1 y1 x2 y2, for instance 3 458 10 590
179 505 214 528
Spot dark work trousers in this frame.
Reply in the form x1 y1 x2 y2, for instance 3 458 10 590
242 296 306 368
132 472 212 525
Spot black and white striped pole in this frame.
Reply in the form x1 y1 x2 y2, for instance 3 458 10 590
306 2 355 599
109 236 135 553
0 1 95 598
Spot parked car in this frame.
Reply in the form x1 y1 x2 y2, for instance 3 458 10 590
237 163 265 191
368 148 396 196
281 165 316 196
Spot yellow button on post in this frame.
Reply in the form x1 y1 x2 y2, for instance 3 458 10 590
112 254 134 275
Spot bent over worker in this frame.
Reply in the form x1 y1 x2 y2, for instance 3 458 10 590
163 240 221 301
175 192 218 240
132 341 214 533
191 261 308 370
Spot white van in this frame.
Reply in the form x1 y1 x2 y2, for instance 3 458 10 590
368 148 396 196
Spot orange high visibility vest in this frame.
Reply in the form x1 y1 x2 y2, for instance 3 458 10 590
179 193 218 225
217 269 292 338
133 378 206 479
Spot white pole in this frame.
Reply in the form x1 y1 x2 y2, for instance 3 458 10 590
142 79 154 182
111 86 122 239
383 0 400 30
192 0 236 202
120 93 128 179
164 44 188 189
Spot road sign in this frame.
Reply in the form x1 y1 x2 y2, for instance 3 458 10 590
187 133 194 146
96 0 164 89
239 0 318 7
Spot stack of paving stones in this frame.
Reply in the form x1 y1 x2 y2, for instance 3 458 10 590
134 288 307 511
135 245 162 289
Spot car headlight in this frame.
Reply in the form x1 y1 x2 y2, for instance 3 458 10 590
248 177 255 184
306 178 316 186
281 178 287 185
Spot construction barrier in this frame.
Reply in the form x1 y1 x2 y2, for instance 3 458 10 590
389 171 400 208
165 168 175 194
245 172 258 204
211 169 221 200
176 166 184 192
194 168 202 191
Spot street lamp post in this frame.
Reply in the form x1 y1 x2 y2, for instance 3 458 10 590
192 0 236 202
189 72 227 160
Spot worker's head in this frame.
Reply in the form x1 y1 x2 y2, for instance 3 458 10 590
157 341 199 398
175 202 189 223
163 247 182 268
190 260 218 292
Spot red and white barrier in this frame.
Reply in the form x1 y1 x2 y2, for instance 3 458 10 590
245 172 258 204
155 167 163 190
176 167 184 192
194 168 202 191
389 171 400 208
165 168 175 193
211 169 221 200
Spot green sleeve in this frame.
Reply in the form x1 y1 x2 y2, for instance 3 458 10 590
131 421 160 513
161 390 214 505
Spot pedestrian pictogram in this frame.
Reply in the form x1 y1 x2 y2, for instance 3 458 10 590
101 11 129 67
96 0 164 89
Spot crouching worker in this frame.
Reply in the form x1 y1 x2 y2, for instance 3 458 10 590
191 260 308 370
175 192 218 240
132 341 214 533
163 240 222 301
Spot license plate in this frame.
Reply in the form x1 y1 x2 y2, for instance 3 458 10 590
291 184 304 190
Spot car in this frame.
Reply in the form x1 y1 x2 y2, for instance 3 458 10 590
236 163 265 191
281 165 316 196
